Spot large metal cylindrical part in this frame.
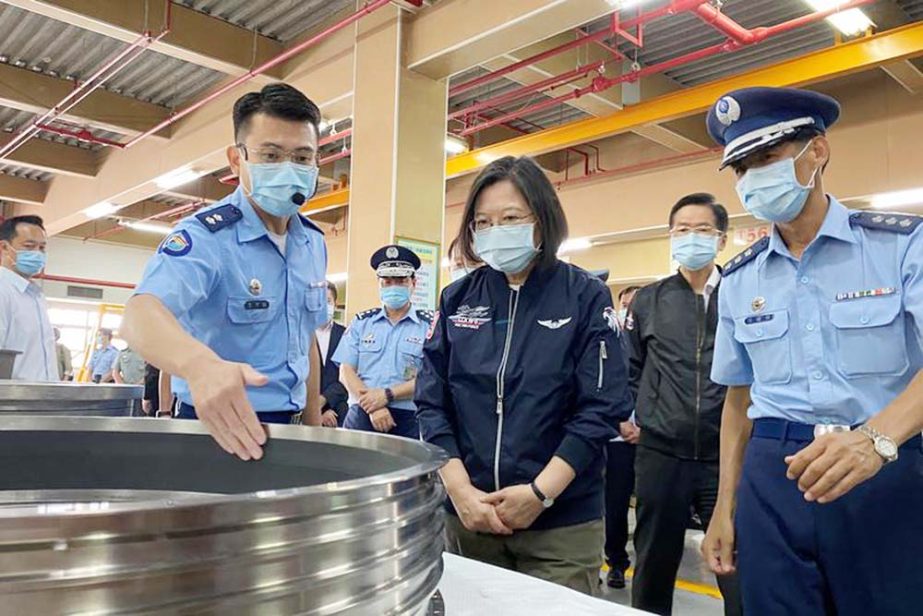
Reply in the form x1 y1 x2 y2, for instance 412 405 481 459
0 382 143 416
0 417 447 614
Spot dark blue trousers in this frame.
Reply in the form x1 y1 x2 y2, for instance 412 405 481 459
343 405 419 439
176 402 298 425
736 421 923 615
604 440 635 571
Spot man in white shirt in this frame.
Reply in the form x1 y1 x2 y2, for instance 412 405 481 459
0 216 56 382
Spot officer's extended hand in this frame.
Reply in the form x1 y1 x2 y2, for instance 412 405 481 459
321 410 338 428
187 359 269 461
784 431 883 504
481 485 545 531
358 388 389 414
369 408 396 432
702 508 736 575
451 484 512 535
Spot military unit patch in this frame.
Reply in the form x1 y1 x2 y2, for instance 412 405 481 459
159 230 192 257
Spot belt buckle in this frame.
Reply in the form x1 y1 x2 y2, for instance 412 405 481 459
813 424 850 438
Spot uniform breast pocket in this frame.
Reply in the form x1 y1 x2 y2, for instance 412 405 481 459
226 296 279 324
305 286 325 312
733 310 792 385
399 340 424 380
829 295 908 377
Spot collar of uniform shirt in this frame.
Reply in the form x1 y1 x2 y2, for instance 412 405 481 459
234 186 310 246
375 304 420 324
0 266 32 293
765 196 857 265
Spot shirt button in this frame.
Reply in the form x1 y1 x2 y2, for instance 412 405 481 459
806 323 815 331
813 371 823 380
800 276 810 284
756 329 764 337
860 315 870 325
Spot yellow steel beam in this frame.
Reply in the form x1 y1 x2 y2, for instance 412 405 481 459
446 22 923 179
300 188 349 214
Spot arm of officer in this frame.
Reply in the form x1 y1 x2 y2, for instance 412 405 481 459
333 317 368 399
303 335 322 426
123 224 267 461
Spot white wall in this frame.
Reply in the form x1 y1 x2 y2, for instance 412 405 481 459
42 236 156 304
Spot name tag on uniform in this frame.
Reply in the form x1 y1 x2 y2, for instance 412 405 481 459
835 287 896 302
244 300 270 310
744 314 774 325
405 336 424 345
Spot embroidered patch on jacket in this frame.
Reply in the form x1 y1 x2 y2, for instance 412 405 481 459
603 307 620 332
538 317 572 330
159 230 192 257
448 305 492 330
426 311 440 340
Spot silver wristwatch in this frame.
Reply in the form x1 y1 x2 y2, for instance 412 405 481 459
856 424 898 464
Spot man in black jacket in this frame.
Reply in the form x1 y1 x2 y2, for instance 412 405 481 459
628 193 741 616
317 281 348 427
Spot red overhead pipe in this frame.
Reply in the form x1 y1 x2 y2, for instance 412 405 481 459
457 0 876 137
552 147 721 190
319 127 352 147
319 149 351 166
693 3 762 45
449 0 710 98
123 0 393 149
576 28 625 61
34 123 126 149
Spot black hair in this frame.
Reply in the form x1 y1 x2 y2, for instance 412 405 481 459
99 329 112 338
233 83 321 142
618 285 641 302
326 280 338 302
669 193 729 233
455 156 568 271
0 215 44 243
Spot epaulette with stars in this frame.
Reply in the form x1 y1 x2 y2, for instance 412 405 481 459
355 308 382 320
416 309 435 323
849 211 923 235
723 236 770 276
195 204 243 233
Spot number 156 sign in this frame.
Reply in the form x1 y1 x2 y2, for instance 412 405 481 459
733 225 770 246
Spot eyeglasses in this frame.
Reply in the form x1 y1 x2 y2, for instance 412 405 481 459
470 213 535 234
669 224 722 237
236 144 316 166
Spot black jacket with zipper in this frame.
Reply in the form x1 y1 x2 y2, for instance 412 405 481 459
627 271 726 461
415 261 634 530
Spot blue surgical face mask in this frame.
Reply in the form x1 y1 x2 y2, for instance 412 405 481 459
474 224 540 274
671 233 719 271
326 303 336 323
380 284 411 310
735 141 818 223
245 161 318 218
449 268 468 283
14 249 46 277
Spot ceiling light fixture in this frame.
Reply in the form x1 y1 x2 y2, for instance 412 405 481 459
83 202 119 219
119 220 173 235
327 272 348 283
154 166 203 190
869 187 923 210
804 0 873 36
445 135 469 155
558 237 593 255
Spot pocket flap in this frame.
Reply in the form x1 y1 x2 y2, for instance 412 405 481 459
733 310 789 343
829 294 901 329
227 296 277 324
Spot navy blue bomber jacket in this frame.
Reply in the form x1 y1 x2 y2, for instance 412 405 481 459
415 260 634 530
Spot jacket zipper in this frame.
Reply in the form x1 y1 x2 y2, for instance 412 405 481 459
494 288 520 492
694 295 704 461
597 340 608 390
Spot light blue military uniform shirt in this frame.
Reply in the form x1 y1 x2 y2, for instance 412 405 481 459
711 197 923 425
134 186 328 413
89 345 119 379
331 307 432 412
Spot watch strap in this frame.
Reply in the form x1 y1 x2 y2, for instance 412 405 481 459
385 388 395 404
857 424 898 463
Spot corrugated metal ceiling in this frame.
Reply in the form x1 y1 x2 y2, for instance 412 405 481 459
897 0 923 19
176 0 356 42
0 162 52 182
0 3 226 110
0 106 123 151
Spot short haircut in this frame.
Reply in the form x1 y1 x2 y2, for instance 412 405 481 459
0 215 45 243
233 83 321 142
669 193 729 233
618 285 641 302
455 156 568 271
326 280 338 302
99 329 112 338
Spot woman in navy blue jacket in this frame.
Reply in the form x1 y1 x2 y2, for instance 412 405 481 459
415 156 634 595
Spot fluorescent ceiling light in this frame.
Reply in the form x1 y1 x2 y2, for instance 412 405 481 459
869 187 923 210
558 237 593 255
804 1 873 36
445 135 468 155
119 220 173 235
606 0 647 7
327 272 348 283
84 202 119 219
154 166 203 190
318 119 330 132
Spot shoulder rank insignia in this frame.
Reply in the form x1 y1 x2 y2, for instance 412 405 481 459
416 309 434 323
849 211 923 235
356 308 382 321
297 214 325 235
195 204 243 233
723 236 770 276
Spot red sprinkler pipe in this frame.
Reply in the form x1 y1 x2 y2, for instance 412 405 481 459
319 127 352 147
693 3 762 44
458 0 876 137
35 123 126 149
123 0 393 148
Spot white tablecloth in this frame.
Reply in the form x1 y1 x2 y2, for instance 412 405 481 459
438 553 649 615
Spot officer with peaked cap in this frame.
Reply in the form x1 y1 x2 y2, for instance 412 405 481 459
702 86 923 615
332 244 432 438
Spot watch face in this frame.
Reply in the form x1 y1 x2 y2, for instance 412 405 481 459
876 438 898 460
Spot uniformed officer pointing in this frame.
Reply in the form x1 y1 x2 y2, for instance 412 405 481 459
123 83 328 460
700 87 923 615
332 245 432 438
